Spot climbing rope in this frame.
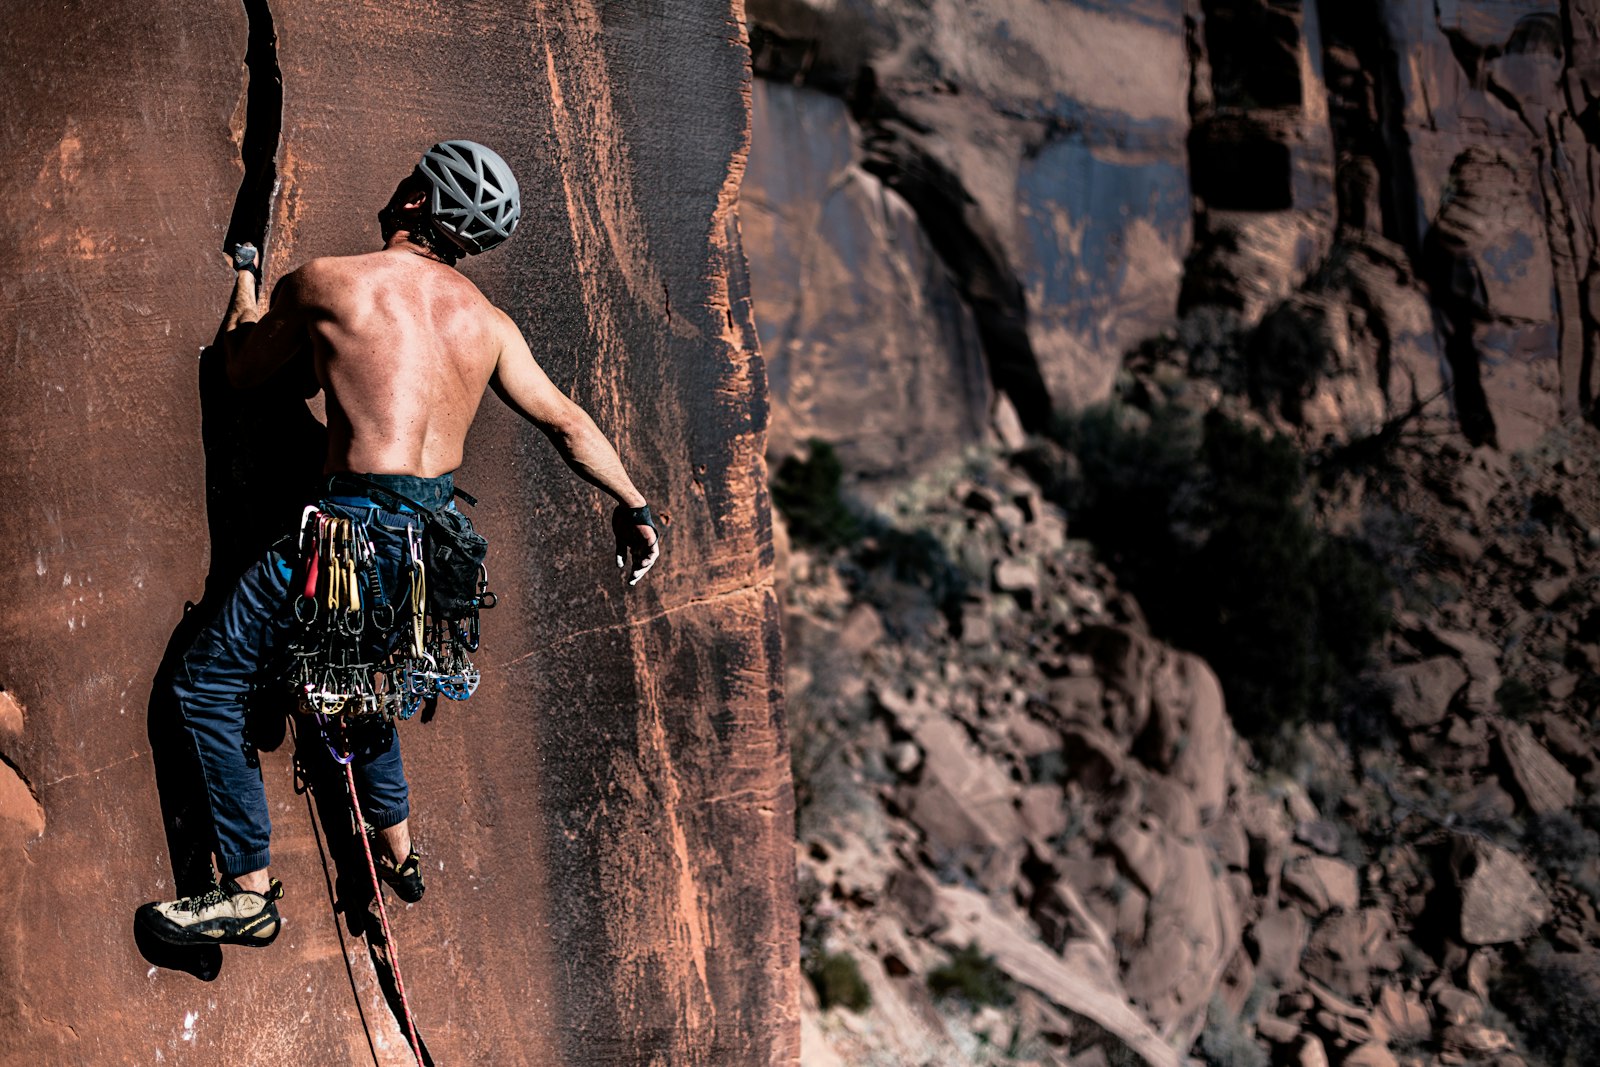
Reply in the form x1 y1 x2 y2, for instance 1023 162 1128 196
283 501 494 1065
344 758 425 1067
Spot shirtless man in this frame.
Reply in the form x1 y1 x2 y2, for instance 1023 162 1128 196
138 140 660 947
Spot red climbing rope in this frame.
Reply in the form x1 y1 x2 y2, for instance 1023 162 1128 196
344 759 425 1066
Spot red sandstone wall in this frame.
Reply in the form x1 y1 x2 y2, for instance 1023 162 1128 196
0 2 797 1064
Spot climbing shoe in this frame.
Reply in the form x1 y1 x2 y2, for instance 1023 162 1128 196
137 878 284 948
375 847 426 903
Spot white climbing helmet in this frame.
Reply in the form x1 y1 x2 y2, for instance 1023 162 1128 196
415 140 521 255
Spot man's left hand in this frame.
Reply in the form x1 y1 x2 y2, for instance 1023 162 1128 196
613 504 661 586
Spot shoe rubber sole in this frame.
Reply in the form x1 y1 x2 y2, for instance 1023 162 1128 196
136 901 282 948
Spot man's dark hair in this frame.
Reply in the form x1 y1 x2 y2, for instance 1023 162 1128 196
379 170 463 265
404 214 462 265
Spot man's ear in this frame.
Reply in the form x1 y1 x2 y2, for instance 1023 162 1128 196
403 188 429 212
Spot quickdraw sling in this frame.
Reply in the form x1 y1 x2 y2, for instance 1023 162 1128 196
283 490 495 763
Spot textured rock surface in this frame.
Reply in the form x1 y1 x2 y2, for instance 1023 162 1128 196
1455 839 1552 945
745 0 1600 464
743 79 993 480
784 458 1253 1064
0 3 796 1064
746 0 1192 446
747 3 1600 1065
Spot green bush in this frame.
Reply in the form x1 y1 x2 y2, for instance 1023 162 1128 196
1496 677 1543 720
771 440 861 550
1055 403 1391 740
1489 943 1600 1067
1194 996 1269 1067
806 950 872 1013
928 941 1015 1008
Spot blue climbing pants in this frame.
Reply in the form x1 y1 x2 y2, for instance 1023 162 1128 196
172 472 456 878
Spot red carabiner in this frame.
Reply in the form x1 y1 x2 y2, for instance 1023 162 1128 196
303 517 323 600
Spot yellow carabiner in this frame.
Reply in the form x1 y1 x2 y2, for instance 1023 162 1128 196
409 562 427 657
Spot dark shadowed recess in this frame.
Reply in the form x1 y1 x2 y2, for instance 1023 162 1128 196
1313 0 1424 257
141 0 330 983
223 0 282 258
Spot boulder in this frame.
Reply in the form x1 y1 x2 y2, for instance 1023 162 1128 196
1455 839 1551 945
1293 1036 1331 1067
1109 818 1168 898
1341 1043 1400 1067
1537 710 1591 771
1497 720 1577 814
1079 625 1160 740
1249 907 1309 987
1374 985 1430 1043
1434 987 1484 1026
1144 651 1232 815
1283 856 1361 915
1254 1014 1301 1045
931 883 1183 1067
994 558 1043 604
1385 658 1468 730
1121 837 1240 1039
1301 909 1403 998
1440 1023 1513 1057
1427 627 1502 715
1295 819 1345 857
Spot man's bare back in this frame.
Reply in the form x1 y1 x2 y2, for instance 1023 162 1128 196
223 228 656 593
225 239 644 504
278 249 502 478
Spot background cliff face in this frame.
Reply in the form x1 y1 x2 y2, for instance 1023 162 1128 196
745 0 1600 472
743 3 1600 1067
0 3 796 1065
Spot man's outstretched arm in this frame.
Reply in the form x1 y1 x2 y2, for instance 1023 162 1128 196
489 312 660 584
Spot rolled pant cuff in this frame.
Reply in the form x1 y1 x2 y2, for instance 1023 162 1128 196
218 847 272 879
365 800 410 831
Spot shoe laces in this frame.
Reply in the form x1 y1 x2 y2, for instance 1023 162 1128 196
175 886 228 913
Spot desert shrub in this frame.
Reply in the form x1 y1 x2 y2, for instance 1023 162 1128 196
806 950 873 1013
1194 996 1270 1067
1496 677 1543 720
771 439 968 620
771 440 861 550
1489 943 1600 1067
855 527 968 612
928 941 1015 1008
1055 403 1390 741
1247 302 1331 424
1524 810 1600 900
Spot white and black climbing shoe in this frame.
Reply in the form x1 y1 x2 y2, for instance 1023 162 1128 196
138 878 284 947
375 847 426 903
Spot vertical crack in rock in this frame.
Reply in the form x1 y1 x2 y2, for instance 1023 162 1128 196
747 16 1052 430
1315 0 1425 259
223 0 282 256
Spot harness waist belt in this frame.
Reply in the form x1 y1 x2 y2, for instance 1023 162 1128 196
325 471 457 513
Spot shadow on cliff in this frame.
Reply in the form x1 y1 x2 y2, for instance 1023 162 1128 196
134 317 436 1060
136 315 324 981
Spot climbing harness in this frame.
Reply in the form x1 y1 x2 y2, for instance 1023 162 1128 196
283 498 493 765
